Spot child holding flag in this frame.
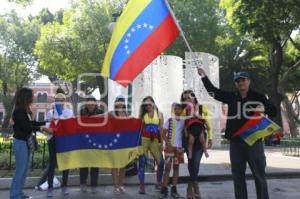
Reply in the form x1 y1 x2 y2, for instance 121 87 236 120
159 103 184 199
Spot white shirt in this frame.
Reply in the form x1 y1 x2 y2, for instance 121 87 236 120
163 118 184 148
46 108 74 140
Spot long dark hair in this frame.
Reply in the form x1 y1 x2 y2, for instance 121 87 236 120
113 97 127 116
139 96 159 119
180 90 203 116
14 87 34 112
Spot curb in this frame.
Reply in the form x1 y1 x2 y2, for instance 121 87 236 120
2 172 300 190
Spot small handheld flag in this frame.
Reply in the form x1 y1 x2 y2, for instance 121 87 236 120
234 112 281 146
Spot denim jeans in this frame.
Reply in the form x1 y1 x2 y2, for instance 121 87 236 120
186 144 203 182
37 137 69 189
47 137 69 188
230 140 269 199
10 138 31 199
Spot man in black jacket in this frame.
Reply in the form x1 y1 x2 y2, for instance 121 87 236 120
198 68 276 199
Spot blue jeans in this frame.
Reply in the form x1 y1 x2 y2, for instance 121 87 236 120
10 138 31 199
186 144 203 182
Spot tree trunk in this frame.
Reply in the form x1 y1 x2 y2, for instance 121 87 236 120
2 95 14 129
282 95 299 137
268 39 283 127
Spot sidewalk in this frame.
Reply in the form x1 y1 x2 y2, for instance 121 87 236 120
1 147 300 189
179 147 300 180
1 178 300 199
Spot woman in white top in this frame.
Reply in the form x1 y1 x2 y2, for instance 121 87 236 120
36 92 74 198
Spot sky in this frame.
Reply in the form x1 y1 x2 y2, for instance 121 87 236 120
0 0 72 83
0 0 71 18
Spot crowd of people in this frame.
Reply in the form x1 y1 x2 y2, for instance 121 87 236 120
10 68 276 199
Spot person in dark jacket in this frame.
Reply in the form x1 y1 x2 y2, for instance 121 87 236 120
10 87 51 199
197 68 276 199
79 96 103 194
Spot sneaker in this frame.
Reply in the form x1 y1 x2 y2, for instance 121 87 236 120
35 185 42 191
61 187 69 196
21 195 32 199
139 184 146 194
159 186 168 199
80 184 87 193
171 186 181 198
47 188 54 198
91 186 97 194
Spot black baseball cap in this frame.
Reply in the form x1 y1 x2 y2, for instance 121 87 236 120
233 71 250 81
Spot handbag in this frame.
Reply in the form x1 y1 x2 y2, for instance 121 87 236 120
27 132 38 152
125 160 138 177
26 113 38 152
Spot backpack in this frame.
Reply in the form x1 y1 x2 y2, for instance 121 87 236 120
125 160 138 177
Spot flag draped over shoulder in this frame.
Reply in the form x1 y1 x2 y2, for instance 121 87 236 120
54 116 143 170
234 112 281 146
101 0 180 87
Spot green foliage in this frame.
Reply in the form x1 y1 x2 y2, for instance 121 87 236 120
34 0 114 83
220 0 300 43
167 0 221 56
7 0 33 6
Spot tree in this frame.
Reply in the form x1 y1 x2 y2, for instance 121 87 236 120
0 11 41 127
220 0 300 128
167 0 221 56
7 0 32 6
35 0 121 108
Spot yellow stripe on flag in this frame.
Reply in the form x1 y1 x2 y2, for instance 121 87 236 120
244 123 280 146
56 147 143 170
101 0 152 77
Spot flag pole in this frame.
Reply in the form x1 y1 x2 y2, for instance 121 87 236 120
163 0 193 52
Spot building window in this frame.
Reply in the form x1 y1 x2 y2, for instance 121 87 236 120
38 112 45 122
37 93 48 103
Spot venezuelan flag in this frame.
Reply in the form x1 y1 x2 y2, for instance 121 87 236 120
234 112 281 146
102 0 180 87
54 116 143 170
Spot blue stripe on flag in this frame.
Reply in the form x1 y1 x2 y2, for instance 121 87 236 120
56 131 141 153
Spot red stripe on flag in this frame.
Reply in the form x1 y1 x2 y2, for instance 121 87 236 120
114 14 179 86
234 112 262 136
54 116 142 136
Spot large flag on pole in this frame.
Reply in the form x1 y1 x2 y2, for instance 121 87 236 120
53 116 143 170
101 0 180 87
233 112 281 146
